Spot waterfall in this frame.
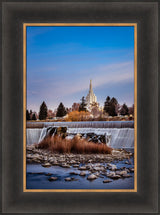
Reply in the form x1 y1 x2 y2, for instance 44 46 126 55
67 128 134 149
26 128 42 145
38 127 48 143
26 122 134 149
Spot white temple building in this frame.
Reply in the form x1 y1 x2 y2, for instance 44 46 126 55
86 80 98 110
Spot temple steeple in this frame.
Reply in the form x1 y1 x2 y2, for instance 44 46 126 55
86 80 97 110
89 79 93 93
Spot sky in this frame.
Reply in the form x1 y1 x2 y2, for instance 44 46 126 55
27 26 134 112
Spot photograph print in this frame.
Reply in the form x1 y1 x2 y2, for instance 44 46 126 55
25 24 136 191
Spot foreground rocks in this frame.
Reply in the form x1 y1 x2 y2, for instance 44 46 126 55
27 144 132 166
27 144 134 184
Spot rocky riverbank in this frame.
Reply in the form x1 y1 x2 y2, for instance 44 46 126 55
27 144 134 184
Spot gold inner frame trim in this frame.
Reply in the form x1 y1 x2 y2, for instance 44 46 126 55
23 23 137 192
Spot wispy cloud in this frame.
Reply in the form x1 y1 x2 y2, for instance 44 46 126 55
45 61 134 97
27 61 133 109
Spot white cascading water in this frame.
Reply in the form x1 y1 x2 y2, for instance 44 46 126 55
26 128 42 145
67 128 134 148
26 121 134 148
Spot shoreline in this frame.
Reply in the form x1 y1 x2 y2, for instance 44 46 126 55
26 144 134 189
27 144 133 166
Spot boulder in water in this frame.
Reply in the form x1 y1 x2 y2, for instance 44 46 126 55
48 177 58 181
45 173 52 176
65 177 72 181
42 163 51 168
103 179 112 183
107 163 117 171
69 172 78 175
121 174 131 178
55 127 67 138
87 174 98 180
79 171 86 176
78 166 87 171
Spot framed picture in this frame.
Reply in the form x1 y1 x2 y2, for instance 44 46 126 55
1 1 159 213
24 23 137 192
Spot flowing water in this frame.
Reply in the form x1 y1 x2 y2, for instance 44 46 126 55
26 121 134 190
26 156 134 190
27 121 134 149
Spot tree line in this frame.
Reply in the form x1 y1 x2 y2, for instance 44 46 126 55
26 96 134 120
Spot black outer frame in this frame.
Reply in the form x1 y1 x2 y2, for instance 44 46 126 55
1 1 158 214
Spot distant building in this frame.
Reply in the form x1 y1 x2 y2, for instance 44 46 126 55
86 80 98 110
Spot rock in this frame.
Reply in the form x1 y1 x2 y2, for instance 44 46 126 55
27 154 33 159
69 160 77 164
111 150 122 156
48 127 57 136
45 173 52 176
73 164 79 168
42 163 51 168
107 171 121 179
69 172 78 175
65 177 72 181
87 174 98 180
121 174 131 178
61 164 71 168
93 166 105 171
48 177 58 181
129 168 134 172
52 162 59 166
78 166 87 171
48 158 56 163
55 127 67 138
103 180 112 183
109 175 121 179
118 170 128 176
79 171 86 176
108 163 117 171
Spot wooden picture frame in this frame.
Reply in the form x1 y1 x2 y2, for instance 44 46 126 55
23 22 137 193
1 1 159 213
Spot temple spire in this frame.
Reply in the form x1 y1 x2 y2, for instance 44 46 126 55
86 79 97 110
89 79 93 93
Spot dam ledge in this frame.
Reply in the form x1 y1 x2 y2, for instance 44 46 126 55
27 121 134 129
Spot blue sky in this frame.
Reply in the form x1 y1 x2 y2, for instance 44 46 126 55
27 26 134 112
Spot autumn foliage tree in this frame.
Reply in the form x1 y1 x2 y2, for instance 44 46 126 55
67 111 90 121
39 101 48 120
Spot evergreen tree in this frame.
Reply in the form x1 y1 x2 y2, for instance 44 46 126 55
29 110 33 119
120 103 129 116
56 102 67 117
79 96 87 112
32 113 37 120
104 96 118 116
39 101 48 120
110 97 118 106
26 109 30 120
110 97 118 116
104 96 111 115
